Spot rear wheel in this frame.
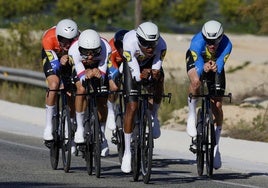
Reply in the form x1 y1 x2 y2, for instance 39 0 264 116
61 106 72 172
141 110 153 184
50 113 60 170
196 108 204 176
93 109 101 178
115 104 125 164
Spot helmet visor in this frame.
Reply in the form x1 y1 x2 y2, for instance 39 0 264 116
58 35 73 45
137 36 158 48
79 46 102 57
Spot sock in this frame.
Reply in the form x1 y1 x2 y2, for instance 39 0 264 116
107 100 114 114
188 97 197 117
45 105 55 129
215 125 222 145
124 133 132 156
76 111 85 131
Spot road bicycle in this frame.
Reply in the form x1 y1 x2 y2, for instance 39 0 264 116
76 78 108 178
130 82 171 184
45 77 76 173
189 74 231 177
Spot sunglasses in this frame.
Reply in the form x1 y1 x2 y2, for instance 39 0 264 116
79 46 102 58
58 36 73 45
204 35 222 45
137 36 158 48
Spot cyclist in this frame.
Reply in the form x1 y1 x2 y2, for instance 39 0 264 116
106 29 129 131
68 29 111 157
42 19 79 145
121 21 167 173
186 20 232 169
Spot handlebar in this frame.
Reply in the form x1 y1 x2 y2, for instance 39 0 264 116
189 92 232 103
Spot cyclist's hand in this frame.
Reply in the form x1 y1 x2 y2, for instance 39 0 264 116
60 55 69 66
85 69 94 79
140 68 151 80
209 60 217 72
151 69 161 80
92 68 101 78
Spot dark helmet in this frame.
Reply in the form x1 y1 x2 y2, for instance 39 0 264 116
114 29 129 49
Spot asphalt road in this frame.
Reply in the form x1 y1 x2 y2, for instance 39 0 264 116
0 115 268 187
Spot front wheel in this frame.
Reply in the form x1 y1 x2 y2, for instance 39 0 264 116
141 110 153 184
61 106 72 173
115 104 125 164
50 114 60 170
206 109 215 177
196 108 204 176
93 108 101 178
132 124 141 182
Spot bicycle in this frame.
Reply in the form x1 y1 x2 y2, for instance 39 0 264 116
45 77 76 173
189 74 231 177
130 82 172 184
76 78 108 178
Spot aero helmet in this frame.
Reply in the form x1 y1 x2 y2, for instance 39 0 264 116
202 20 223 45
114 29 129 49
136 21 159 48
56 19 78 40
78 29 101 56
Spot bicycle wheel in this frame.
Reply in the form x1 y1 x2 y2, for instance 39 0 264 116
50 113 60 170
206 109 215 177
61 105 72 173
115 104 125 164
132 123 141 181
93 108 101 178
196 108 204 176
84 111 93 175
141 109 153 184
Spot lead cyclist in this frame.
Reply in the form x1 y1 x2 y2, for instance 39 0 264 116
185 20 232 169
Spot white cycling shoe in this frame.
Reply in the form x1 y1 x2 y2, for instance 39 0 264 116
121 153 131 173
43 126 53 141
101 139 109 157
213 145 222 169
186 114 197 137
74 128 85 144
152 117 161 139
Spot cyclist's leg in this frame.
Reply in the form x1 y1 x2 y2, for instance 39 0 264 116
74 80 86 143
150 68 164 139
209 70 226 169
43 50 60 141
186 50 201 138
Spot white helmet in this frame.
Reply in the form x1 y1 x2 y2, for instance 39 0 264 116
202 20 223 44
136 21 159 47
56 19 78 39
78 29 101 56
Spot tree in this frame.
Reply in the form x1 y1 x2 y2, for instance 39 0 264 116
219 0 245 23
141 0 167 21
171 0 207 23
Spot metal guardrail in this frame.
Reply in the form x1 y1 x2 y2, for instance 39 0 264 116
0 66 47 88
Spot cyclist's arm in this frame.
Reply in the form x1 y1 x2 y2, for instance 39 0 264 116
216 35 232 73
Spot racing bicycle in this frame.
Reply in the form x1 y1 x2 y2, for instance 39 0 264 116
189 73 231 177
45 77 76 173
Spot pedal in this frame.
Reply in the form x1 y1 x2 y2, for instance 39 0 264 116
189 144 197 154
111 136 118 145
44 140 53 149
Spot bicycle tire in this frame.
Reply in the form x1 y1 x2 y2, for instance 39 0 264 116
196 108 204 176
206 109 215 177
84 111 93 175
132 124 141 181
141 109 153 184
50 113 60 170
93 107 101 178
61 105 72 173
115 104 125 164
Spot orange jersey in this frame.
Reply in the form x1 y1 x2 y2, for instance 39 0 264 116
109 38 123 69
42 27 62 54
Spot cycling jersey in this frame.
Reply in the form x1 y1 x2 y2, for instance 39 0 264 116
123 30 167 82
108 38 123 81
188 32 232 77
68 38 111 83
